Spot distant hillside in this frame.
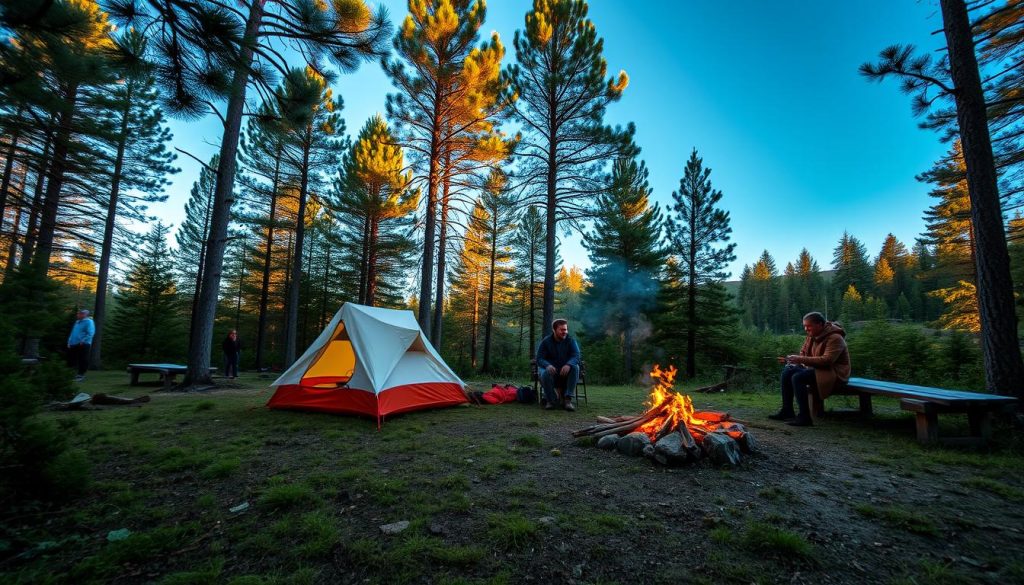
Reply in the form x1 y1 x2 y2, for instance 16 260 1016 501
721 270 836 299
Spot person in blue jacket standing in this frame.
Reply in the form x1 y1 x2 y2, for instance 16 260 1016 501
67 309 95 381
536 318 581 411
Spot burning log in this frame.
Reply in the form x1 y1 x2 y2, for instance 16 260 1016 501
572 364 754 467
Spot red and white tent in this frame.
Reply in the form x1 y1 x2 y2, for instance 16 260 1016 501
267 303 466 425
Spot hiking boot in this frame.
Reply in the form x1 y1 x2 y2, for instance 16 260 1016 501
564 400 576 412
544 403 555 410
786 416 813 427
767 410 795 421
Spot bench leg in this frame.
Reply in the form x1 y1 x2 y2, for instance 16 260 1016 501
968 410 993 442
163 373 174 391
915 411 939 444
858 393 873 416
130 371 140 386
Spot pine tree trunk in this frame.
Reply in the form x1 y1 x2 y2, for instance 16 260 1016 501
482 221 497 373
529 238 537 354
471 278 479 369
235 238 246 332
91 82 134 370
31 80 79 272
358 215 370 304
366 218 379 306
940 0 1024 397
254 157 280 370
0 122 21 235
417 100 444 336
431 157 452 346
543 143 558 335
687 197 698 379
185 0 265 385
18 125 53 271
320 246 330 328
187 173 213 357
284 129 313 366
5 185 25 273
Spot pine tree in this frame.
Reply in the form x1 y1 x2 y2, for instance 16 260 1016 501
174 155 219 348
508 0 634 336
861 0 1024 395
90 28 177 369
555 266 585 326
237 105 290 370
108 0 390 384
509 206 553 357
476 170 515 374
447 203 490 369
278 68 347 366
330 115 417 307
664 149 737 377
747 251 781 331
831 232 872 317
4 0 118 272
383 0 513 340
581 157 664 382
107 222 182 363
921 143 981 331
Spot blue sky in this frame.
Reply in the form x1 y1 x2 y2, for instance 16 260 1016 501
159 0 949 280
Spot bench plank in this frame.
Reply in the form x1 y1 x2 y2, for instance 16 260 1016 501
847 377 1016 405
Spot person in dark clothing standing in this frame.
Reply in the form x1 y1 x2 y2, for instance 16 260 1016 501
67 309 95 382
222 330 242 379
536 318 581 411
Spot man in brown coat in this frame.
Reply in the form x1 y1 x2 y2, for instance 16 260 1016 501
769 311 851 426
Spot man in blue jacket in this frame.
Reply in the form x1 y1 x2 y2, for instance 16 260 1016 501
536 318 581 411
68 309 95 381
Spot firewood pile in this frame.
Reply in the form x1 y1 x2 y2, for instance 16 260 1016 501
572 365 756 466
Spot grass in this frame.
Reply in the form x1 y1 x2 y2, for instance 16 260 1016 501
5 370 1023 584
739 521 814 559
961 476 1024 501
486 512 539 548
854 503 941 536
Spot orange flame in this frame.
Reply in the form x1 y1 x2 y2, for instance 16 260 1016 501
636 364 700 441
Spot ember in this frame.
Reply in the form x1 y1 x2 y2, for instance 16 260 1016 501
573 365 755 466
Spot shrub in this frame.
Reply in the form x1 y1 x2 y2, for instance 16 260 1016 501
0 324 88 503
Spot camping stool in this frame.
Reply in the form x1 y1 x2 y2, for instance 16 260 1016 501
530 358 588 408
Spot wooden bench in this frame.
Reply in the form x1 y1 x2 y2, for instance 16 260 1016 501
530 358 588 407
812 377 1018 445
127 363 216 390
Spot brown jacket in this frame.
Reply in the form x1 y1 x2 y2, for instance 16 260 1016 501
798 322 851 399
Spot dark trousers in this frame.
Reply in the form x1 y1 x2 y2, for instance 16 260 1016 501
224 352 239 378
779 365 816 418
540 364 579 405
71 343 91 376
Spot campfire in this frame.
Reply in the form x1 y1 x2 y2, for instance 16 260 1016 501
572 365 756 466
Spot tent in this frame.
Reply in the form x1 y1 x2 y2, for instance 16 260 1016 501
268 303 467 425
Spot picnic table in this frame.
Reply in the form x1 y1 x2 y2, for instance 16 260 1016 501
127 363 216 390
813 377 1018 446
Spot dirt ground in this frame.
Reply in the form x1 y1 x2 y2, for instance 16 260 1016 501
4 376 1023 584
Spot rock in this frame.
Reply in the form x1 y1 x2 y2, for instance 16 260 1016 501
735 431 757 453
596 435 619 450
642 444 656 459
538 516 556 525
106 528 131 542
616 432 651 457
429 524 445 536
654 430 693 466
379 520 410 535
228 502 249 514
701 432 741 466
